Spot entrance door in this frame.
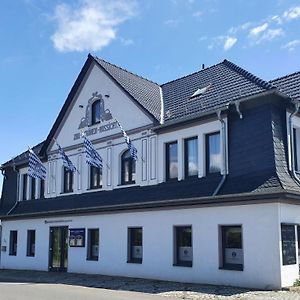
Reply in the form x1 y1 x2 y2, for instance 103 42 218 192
49 226 68 272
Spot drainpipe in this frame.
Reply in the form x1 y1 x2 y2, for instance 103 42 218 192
288 101 300 186
213 110 228 196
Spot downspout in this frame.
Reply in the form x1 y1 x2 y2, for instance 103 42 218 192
288 101 300 185
213 110 228 196
6 160 20 216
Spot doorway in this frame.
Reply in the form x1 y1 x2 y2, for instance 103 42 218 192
49 226 68 272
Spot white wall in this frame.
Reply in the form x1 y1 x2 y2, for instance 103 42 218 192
0 202 282 289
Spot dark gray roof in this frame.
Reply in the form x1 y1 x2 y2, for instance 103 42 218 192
1 141 44 169
161 60 274 122
94 57 162 121
270 71 300 100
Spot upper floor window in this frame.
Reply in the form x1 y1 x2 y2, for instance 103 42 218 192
293 128 300 172
121 150 136 185
30 177 36 200
206 132 221 174
22 174 28 201
184 137 198 178
91 100 101 125
40 179 45 199
63 167 73 193
166 141 178 181
90 166 102 189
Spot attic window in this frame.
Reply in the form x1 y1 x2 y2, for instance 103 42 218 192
190 84 211 99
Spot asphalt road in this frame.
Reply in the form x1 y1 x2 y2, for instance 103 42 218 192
0 283 176 300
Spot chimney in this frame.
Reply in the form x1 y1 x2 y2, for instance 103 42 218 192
202 64 205 70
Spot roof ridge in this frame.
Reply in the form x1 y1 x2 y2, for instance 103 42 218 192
222 59 274 90
161 61 224 86
270 70 300 83
93 55 160 86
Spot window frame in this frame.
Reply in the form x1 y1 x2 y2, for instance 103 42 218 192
9 230 18 256
26 230 36 257
165 141 178 181
30 177 36 200
220 225 244 271
173 225 193 267
63 167 73 194
184 137 199 179
281 223 297 266
40 179 45 199
87 228 99 261
121 150 136 185
89 166 102 189
206 131 221 175
127 227 143 264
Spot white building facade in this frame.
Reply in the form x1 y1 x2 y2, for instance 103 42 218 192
1 55 300 289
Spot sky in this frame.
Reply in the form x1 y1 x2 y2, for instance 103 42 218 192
0 0 300 192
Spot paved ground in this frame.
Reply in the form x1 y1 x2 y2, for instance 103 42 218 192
0 269 300 300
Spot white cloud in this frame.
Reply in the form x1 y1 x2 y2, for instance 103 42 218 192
193 10 203 18
282 39 300 51
51 0 137 52
164 19 179 27
249 23 268 37
254 28 284 44
120 38 134 46
223 37 237 51
282 6 300 21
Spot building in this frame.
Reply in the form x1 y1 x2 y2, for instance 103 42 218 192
1 54 300 289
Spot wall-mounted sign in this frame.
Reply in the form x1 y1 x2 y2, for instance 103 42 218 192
74 92 117 140
69 228 85 247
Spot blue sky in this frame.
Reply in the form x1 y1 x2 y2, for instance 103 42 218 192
1 0 300 191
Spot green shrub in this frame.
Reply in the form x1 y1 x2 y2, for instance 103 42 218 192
293 279 300 286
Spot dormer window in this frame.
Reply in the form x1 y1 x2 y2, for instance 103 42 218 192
91 100 101 125
190 84 211 99
121 150 136 185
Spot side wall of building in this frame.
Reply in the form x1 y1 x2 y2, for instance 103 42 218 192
0 203 281 289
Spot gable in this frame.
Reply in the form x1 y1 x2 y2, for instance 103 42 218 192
48 60 155 151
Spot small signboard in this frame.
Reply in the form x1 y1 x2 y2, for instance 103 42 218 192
69 228 85 247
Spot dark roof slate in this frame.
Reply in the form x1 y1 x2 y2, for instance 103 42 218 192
161 60 274 122
270 71 300 100
94 57 162 121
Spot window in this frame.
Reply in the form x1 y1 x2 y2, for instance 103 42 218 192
121 150 136 185
30 177 36 200
40 179 45 199
22 174 28 201
9 231 17 256
184 137 198 178
174 226 192 267
63 167 73 193
206 132 221 174
27 230 35 257
166 142 178 180
128 227 143 264
90 166 102 189
293 128 300 172
281 224 297 265
87 229 99 261
220 225 243 271
91 100 101 125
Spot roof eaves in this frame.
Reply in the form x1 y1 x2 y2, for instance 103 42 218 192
222 59 275 90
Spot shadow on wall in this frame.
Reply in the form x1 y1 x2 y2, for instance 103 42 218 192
0 269 256 296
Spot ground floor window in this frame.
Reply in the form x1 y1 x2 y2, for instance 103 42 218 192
87 229 99 261
281 224 297 265
9 231 17 256
220 225 243 271
174 226 193 267
27 230 36 257
128 227 143 263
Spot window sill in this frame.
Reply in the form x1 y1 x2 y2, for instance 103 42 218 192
127 259 142 264
219 265 243 271
26 254 35 257
60 191 73 195
173 262 192 268
87 187 102 191
9 254 17 256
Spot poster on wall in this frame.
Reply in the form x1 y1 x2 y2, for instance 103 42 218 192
69 228 85 247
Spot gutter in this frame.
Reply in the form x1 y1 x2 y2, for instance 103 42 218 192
288 101 300 186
